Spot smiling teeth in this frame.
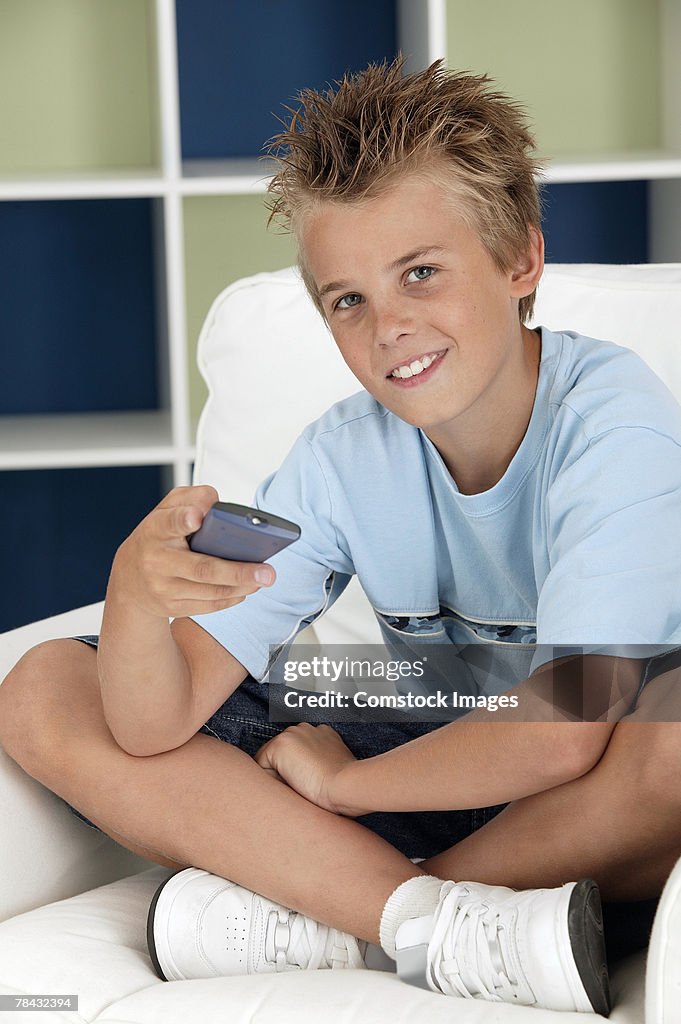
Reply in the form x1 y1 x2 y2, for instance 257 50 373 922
391 353 439 379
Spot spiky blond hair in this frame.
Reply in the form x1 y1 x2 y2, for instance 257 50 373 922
265 56 547 323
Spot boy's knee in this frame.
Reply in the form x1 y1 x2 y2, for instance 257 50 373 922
0 639 87 767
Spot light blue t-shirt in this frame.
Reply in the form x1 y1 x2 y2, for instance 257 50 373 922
192 326 681 686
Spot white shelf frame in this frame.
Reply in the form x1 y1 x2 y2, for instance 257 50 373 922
1 0 679 477
3 149 681 203
0 411 184 471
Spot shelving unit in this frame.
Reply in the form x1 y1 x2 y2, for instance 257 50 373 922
1 0 679 631
442 0 681 263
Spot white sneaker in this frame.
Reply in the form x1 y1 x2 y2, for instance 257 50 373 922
147 867 368 981
395 877 610 1014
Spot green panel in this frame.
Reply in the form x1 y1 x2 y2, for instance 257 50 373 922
445 0 660 158
0 0 156 174
183 195 298 428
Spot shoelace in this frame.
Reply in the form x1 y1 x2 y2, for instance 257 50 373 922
427 884 530 1003
265 909 367 972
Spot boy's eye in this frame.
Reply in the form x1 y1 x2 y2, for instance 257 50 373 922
336 293 362 310
407 265 436 283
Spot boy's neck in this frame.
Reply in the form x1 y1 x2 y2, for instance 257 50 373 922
425 326 542 496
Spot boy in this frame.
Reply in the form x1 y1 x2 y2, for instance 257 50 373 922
2 58 681 1014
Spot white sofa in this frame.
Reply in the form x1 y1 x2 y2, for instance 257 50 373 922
1 263 681 1022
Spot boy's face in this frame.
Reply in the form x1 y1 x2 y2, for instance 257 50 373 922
301 173 543 448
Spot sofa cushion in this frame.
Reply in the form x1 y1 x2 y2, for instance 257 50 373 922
0 867 645 1022
646 854 681 1022
528 263 681 404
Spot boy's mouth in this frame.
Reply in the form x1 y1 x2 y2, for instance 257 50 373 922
386 349 447 387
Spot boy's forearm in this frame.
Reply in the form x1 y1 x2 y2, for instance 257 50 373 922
97 575 193 756
331 656 639 815
332 719 595 814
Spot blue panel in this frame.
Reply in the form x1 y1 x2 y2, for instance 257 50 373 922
0 466 166 632
0 200 158 415
176 0 397 159
540 181 648 263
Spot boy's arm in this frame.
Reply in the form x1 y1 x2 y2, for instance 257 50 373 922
100 434 355 756
99 597 248 757
97 486 263 757
257 654 644 815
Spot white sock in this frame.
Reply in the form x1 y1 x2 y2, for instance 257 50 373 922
379 875 444 960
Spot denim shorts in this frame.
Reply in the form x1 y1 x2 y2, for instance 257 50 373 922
63 633 671 966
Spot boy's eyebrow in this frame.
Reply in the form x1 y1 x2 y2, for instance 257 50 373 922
317 246 449 300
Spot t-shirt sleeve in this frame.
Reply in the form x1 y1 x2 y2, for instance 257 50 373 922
190 433 355 680
531 425 681 673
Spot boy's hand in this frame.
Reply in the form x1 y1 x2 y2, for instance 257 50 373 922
254 723 365 817
108 485 275 620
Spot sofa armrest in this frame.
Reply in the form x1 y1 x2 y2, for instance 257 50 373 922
0 603 154 923
0 600 105 681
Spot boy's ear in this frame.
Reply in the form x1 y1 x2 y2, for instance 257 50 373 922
509 226 544 298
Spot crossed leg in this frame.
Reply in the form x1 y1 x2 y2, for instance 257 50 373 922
1 639 680 948
0 639 424 944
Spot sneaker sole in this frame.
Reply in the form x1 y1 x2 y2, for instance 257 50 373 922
567 879 611 1016
146 868 187 981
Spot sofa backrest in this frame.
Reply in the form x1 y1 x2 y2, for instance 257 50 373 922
528 263 681 395
193 263 681 644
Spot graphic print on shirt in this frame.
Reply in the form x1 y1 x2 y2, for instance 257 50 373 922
378 605 537 646
375 605 538 701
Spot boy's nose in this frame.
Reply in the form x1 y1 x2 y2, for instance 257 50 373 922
372 301 416 349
